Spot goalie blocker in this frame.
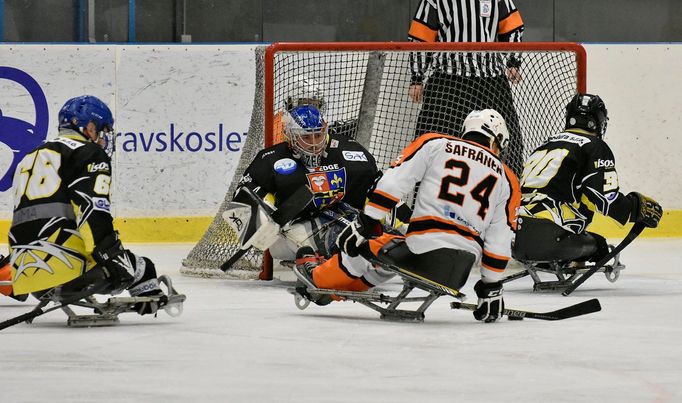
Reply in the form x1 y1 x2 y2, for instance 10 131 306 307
221 186 315 272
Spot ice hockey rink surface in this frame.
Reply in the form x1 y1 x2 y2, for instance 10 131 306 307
1 238 681 402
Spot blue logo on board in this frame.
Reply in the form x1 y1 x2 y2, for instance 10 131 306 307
0 66 50 192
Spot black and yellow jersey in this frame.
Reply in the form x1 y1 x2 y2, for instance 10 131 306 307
10 129 115 248
519 129 633 233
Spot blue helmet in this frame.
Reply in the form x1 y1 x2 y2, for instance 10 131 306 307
58 95 115 154
285 105 328 168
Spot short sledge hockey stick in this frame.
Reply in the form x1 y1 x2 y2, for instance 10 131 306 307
562 222 645 296
220 186 314 272
0 280 108 331
451 298 601 321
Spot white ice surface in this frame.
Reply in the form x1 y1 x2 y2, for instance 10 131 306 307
1 239 682 403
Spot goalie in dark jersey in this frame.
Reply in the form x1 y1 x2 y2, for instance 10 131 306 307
4 96 176 316
230 104 389 284
513 93 662 264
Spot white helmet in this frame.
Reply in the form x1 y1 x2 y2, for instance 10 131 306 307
462 109 510 150
286 75 326 113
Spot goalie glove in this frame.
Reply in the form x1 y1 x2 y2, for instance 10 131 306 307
627 192 663 228
336 213 382 257
473 280 504 323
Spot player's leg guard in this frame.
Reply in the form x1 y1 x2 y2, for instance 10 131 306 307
32 265 110 303
378 238 475 291
514 217 598 262
126 256 166 315
312 253 371 291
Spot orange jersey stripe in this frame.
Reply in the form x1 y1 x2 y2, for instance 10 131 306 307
373 189 400 204
503 164 521 230
411 215 481 237
408 20 437 42
483 249 510 262
392 133 457 168
366 201 391 213
481 262 506 273
498 10 524 35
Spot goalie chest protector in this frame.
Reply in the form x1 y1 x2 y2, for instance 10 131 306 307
245 134 378 214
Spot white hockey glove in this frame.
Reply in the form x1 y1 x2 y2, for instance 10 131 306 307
473 280 504 323
336 213 382 257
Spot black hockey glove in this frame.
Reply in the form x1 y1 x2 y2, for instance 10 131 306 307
473 280 504 323
134 290 168 316
336 213 383 257
627 192 663 228
92 232 135 294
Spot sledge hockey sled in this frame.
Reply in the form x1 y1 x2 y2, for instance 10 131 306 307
503 246 626 292
21 275 186 328
288 255 466 322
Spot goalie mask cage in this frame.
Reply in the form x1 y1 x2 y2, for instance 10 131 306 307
180 42 586 280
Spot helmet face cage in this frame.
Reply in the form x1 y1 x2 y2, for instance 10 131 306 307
285 105 328 168
58 95 115 154
565 93 609 138
462 109 510 150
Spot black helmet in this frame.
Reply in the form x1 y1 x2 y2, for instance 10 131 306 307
565 93 608 137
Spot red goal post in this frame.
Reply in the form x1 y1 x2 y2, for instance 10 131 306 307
180 41 586 281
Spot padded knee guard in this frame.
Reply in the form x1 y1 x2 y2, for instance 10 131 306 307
379 239 475 290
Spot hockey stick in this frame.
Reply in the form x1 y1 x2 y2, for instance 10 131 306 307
561 222 646 296
220 186 314 272
451 298 601 321
0 280 108 331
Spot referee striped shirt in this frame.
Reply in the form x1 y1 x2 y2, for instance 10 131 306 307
408 0 524 82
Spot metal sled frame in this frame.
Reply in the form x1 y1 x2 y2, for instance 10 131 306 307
505 247 626 292
28 275 186 327
289 263 466 322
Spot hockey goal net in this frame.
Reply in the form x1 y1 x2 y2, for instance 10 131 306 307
180 42 586 280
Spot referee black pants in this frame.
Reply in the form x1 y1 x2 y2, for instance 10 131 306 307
415 72 523 175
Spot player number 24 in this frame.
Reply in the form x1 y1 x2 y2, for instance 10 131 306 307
438 159 498 219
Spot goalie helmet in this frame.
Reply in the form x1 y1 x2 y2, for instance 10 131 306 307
285 75 326 113
58 95 115 155
565 93 608 138
462 109 510 150
284 104 328 168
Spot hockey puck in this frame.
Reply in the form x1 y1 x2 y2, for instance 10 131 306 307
508 316 524 321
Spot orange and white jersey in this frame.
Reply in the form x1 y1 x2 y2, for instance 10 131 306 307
364 133 521 282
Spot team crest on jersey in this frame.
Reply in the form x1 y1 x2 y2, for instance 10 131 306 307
330 139 339 148
274 158 297 175
306 167 347 208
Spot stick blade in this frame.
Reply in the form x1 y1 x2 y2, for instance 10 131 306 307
545 298 601 320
